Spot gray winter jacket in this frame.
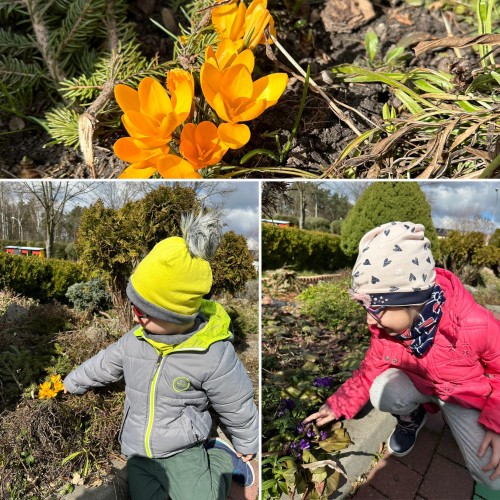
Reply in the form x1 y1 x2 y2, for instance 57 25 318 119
63 300 258 458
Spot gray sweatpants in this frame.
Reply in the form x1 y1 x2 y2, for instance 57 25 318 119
370 368 500 490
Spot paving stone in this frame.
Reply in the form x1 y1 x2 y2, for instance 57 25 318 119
419 454 473 500
393 427 439 475
365 456 423 499
353 484 389 499
436 427 466 467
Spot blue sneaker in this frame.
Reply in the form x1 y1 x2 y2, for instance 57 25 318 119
206 438 255 487
388 405 428 457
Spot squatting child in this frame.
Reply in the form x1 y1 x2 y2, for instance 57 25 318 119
304 221 500 489
64 212 258 500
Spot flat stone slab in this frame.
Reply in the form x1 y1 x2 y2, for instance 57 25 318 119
332 404 395 499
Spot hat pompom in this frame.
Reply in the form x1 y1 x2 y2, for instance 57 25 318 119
181 211 224 261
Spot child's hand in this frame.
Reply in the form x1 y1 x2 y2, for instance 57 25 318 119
302 403 337 427
478 429 500 481
236 452 254 463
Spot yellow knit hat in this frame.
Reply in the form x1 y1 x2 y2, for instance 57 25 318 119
126 212 223 324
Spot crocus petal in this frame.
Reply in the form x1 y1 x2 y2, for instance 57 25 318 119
200 63 223 108
214 38 245 70
138 77 173 121
232 49 255 73
167 69 194 123
122 111 165 140
218 123 250 149
114 84 140 112
118 164 158 179
179 123 199 161
230 98 267 122
114 137 168 163
157 154 201 178
252 73 288 107
220 64 254 101
212 92 231 122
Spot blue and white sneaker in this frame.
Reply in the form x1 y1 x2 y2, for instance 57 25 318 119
206 438 255 487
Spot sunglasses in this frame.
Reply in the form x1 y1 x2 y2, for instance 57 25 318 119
357 302 387 323
132 303 148 320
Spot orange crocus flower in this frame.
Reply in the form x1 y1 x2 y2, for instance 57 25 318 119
212 0 275 50
201 49 288 126
114 73 194 178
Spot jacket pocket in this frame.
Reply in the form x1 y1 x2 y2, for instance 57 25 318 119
118 405 130 444
181 406 212 441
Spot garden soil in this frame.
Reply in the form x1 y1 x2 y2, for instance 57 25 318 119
0 0 468 179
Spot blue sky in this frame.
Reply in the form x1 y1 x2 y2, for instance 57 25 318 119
328 180 500 230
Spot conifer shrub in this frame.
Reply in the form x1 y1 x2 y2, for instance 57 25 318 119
211 231 256 296
66 277 112 313
440 231 500 282
262 224 349 272
0 253 83 302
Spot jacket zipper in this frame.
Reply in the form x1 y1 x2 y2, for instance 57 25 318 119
145 353 163 458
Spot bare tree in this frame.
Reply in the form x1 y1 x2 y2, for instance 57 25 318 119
337 181 371 203
261 182 291 218
93 182 148 209
186 181 236 210
20 181 98 258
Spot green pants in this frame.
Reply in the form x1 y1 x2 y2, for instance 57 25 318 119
127 443 233 500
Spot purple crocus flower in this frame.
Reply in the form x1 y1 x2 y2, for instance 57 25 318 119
295 423 305 435
312 376 334 388
320 430 328 441
306 428 316 439
299 438 310 450
276 408 284 417
289 441 298 450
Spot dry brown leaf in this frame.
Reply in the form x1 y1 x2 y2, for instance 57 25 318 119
414 34 500 57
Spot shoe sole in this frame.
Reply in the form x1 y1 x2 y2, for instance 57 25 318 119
207 437 255 487
387 412 428 457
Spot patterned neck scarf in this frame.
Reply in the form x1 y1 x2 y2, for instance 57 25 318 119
395 285 445 357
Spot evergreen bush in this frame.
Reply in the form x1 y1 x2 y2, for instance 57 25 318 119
66 277 112 313
262 224 351 272
340 182 439 259
0 253 83 302
304 217 331 232
211 231 256 297
439 231 499 283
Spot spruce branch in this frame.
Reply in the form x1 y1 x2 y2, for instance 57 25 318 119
23 0 65 83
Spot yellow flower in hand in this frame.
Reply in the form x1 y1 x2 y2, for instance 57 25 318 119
50 374 65 393
39 381 57 399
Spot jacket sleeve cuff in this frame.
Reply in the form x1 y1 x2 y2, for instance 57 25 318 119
63 374 87 395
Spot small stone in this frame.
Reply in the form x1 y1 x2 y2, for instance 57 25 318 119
161 7 178 34
137 0 156 17
8 116 25 131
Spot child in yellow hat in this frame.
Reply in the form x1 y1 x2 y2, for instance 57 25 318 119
64 211 258 499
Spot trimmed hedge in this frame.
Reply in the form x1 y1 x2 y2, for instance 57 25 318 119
262 224 352 272
0 253 83 302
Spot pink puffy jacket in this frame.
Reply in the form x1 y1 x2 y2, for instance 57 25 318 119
326 268 500 433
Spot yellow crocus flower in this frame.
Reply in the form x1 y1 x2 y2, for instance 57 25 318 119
39 381 57 399
113 72 195 178
201 50 288 125
212 0 275 50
